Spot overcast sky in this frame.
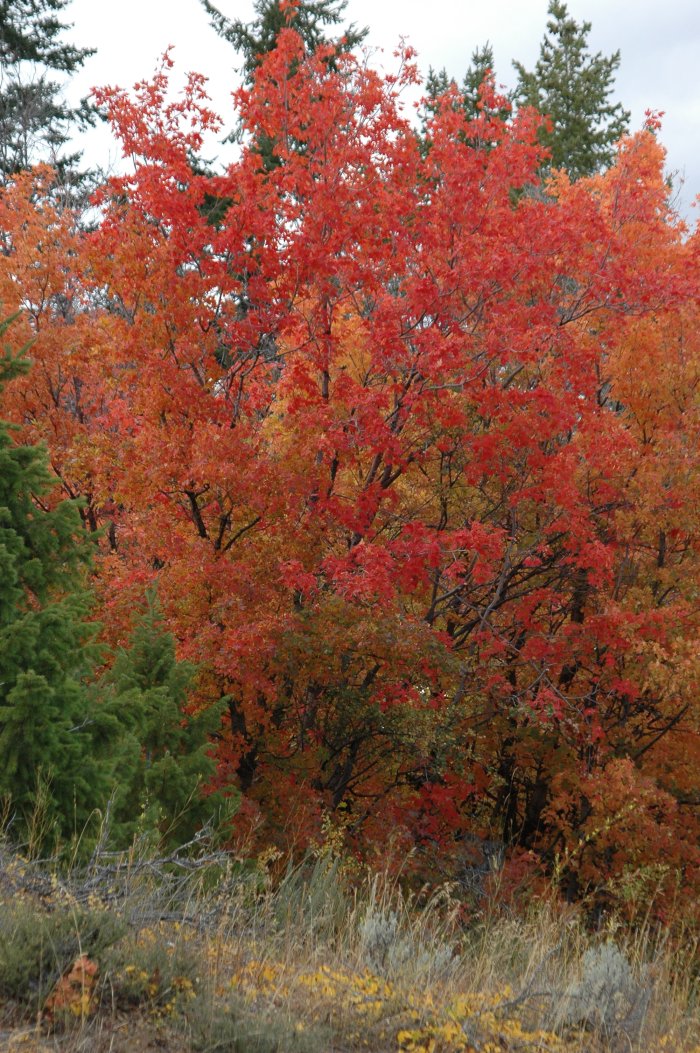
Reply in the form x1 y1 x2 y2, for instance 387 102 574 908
65 0 699 221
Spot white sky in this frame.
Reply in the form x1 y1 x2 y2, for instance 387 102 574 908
64 0 699 220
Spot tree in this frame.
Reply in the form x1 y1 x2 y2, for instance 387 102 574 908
0 312 233 852
3 31 700 915
425 43 498 121
0 0 94 186
513 0 629 179
0 314 117 850
422 44 509 151
201 0 367 86
103 589 235 849
201 0 367 169
461 43 497 117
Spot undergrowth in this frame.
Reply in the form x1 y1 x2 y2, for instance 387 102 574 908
0 832 698 1053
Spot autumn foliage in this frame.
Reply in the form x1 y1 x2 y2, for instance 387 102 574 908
1 30 699 916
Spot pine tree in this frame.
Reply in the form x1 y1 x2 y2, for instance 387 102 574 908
461 43 499 121
104 589 236 850
201 0 367 87
0 317 232 853
200 0 368 171
422 44 508 152
513 0 629 180
0 0 94 186
422 66 452 130
0 315 117 849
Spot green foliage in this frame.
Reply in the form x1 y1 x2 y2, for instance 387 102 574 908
0 0 95 185
271 851 350 944
513 0 629 179
460 43 498 119
189 1001 332 1053
201 0 367 86
425 43 497 122
104 925 202 1009
104 588 237 850
421 44 509 152
0 897 123 1009
0 319 233 853
0 314 120 850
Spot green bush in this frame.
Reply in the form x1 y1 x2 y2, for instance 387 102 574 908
102 925 203 1010
0 899 124 1010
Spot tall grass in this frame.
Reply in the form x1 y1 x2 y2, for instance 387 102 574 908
0 830 698 1052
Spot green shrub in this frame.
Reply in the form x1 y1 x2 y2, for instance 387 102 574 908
0 899 124 1010
102 925 202 1009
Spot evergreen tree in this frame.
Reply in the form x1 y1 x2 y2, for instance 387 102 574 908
0 318 231 853
104 589 235 850
513 0 629 180
201 0 368 171
201 0 367 87
422 44 508 151
0 0 94 185
461 42 499 121
0 314 117 849
420 66 453 157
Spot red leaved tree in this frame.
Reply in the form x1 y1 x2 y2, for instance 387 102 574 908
2 32 698 914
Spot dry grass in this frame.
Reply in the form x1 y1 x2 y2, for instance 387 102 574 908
0 836 698 1053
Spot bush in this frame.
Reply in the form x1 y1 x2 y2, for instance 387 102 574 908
103 923 203 1011
560 940 652 1040
0 899 124 1011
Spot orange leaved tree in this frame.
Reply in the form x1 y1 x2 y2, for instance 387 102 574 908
1 34 698 914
